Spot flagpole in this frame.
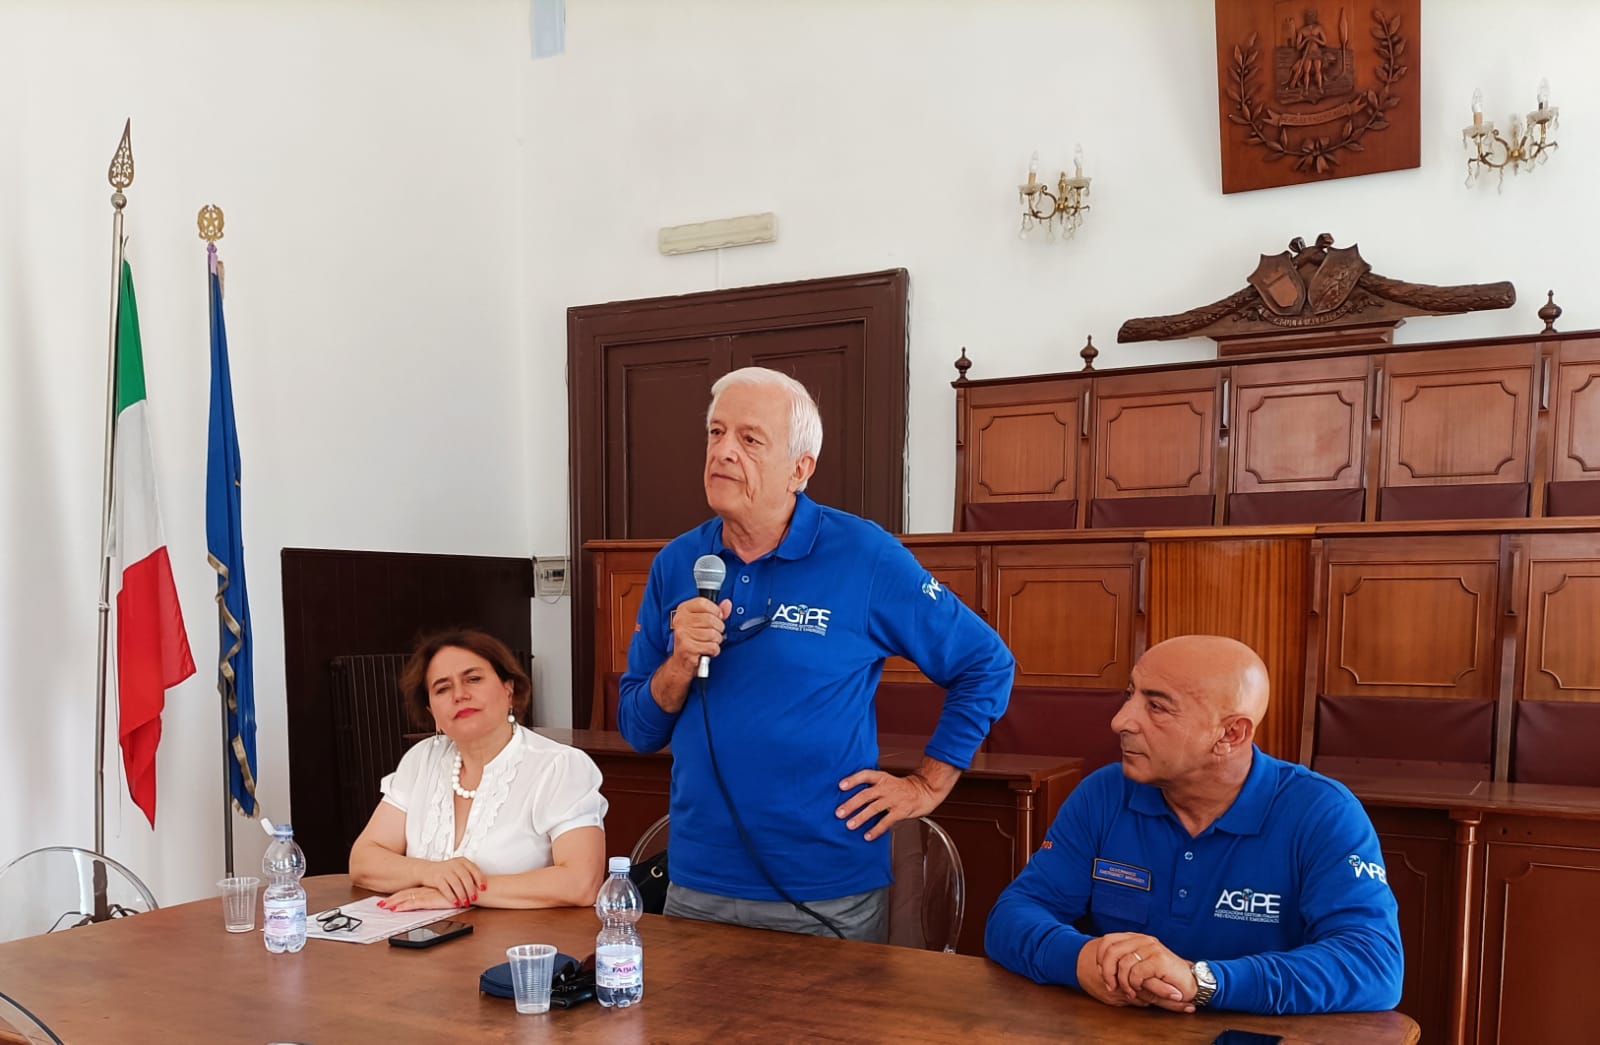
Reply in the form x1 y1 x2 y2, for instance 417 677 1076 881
95 120 135 862
199 206 235 877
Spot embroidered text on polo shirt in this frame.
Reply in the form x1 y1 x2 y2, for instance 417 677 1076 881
1213 886 1283 923
772 602 831 635
1347 853 1387 883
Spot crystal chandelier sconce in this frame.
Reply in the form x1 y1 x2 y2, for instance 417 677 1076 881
1018 146 1091 240
1464 80 1560 191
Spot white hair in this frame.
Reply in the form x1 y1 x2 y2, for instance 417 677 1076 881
707 367 824 472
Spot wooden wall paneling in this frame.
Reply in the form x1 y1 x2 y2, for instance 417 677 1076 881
1520 533 1600 704
1231 356 1369 495
992 542 1140 689
1530 346 1557 517
588 547 657 728
1299 538 1327 764
1365 358 1385 522
1550 337 1600 487
881 542 986 683
1449 812 1485 1045
1475 817 1600 1045
1146 536 1312 762
1321 536 1503 700
1380 344 1537 490
1091 368 1220 501
1211 366 1232 526
1367 806 1458 1045
961 378 1086 517
952 381 969 531
1494 535 1524 780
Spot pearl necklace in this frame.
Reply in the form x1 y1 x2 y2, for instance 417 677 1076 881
450 752 477 800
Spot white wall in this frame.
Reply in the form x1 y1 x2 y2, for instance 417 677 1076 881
5 0 1597 909
520 0 1598 540
0 1 531 906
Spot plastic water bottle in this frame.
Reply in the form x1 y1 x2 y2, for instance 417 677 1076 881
261 822 307 953
594 856 644 1007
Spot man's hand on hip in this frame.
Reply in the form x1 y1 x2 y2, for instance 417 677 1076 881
836 757 960 841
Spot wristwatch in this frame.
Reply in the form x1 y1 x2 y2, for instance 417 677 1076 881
1191 961 1217 1007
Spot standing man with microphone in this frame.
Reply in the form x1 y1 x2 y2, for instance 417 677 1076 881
618 367 1015 942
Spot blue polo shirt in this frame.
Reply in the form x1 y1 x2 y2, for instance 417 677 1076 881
985 750 1403 1015
618 493 1015 902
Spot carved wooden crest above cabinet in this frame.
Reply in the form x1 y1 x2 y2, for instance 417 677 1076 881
1117 234 1516 356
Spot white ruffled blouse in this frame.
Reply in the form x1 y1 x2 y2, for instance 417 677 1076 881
380 726 608 877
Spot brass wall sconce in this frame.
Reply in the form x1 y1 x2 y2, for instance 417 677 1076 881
1464 80 1559 190
1018 146 1091 240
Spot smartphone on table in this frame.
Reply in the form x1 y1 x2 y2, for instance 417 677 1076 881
1211 1031 1285 1045
388 918 474 948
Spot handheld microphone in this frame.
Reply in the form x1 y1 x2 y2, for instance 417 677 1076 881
691 554 727 679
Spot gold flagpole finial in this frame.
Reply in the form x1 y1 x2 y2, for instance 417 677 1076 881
107 119 134 207
197 204 225 244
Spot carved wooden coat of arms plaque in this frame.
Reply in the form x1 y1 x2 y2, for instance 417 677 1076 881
1215 1 1420 193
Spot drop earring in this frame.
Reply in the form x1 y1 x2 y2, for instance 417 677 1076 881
507 710 516 724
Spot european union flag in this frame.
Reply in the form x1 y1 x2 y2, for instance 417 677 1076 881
206 248 258 816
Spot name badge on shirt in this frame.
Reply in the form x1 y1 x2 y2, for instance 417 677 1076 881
1093 858 1152 891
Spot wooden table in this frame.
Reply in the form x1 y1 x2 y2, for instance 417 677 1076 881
0 876 1418 1044
543 728 1083 956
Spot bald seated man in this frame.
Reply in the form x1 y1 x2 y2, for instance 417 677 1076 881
985 635 1402 1015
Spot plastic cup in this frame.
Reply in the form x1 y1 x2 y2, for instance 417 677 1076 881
218 876 261 933
506 944 557 1014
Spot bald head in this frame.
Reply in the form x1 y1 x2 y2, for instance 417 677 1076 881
1140 635 1270 726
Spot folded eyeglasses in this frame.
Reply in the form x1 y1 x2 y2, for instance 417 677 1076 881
315 908 363 933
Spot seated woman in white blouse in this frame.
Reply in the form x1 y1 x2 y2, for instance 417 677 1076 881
350 629 607 911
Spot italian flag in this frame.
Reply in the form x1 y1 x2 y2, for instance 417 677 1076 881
112 258 196 828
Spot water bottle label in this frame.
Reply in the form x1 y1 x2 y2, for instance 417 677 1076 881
596 946 642 988
264 899 304 939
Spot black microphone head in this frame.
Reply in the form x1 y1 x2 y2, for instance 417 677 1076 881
692 554 726 599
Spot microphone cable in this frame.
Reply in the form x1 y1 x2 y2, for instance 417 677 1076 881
696 675 846 940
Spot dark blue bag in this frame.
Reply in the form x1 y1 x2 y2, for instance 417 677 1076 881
480 951 596 1009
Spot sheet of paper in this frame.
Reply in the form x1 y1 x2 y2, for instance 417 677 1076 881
305 894 453 945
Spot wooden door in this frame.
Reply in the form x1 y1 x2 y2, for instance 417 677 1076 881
568 270 909 725
991 542 1142 688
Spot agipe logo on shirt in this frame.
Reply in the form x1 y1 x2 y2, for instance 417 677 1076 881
1213 886 1283 923
772 602 831 636
1347 853 1388 883
922 576 943 601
